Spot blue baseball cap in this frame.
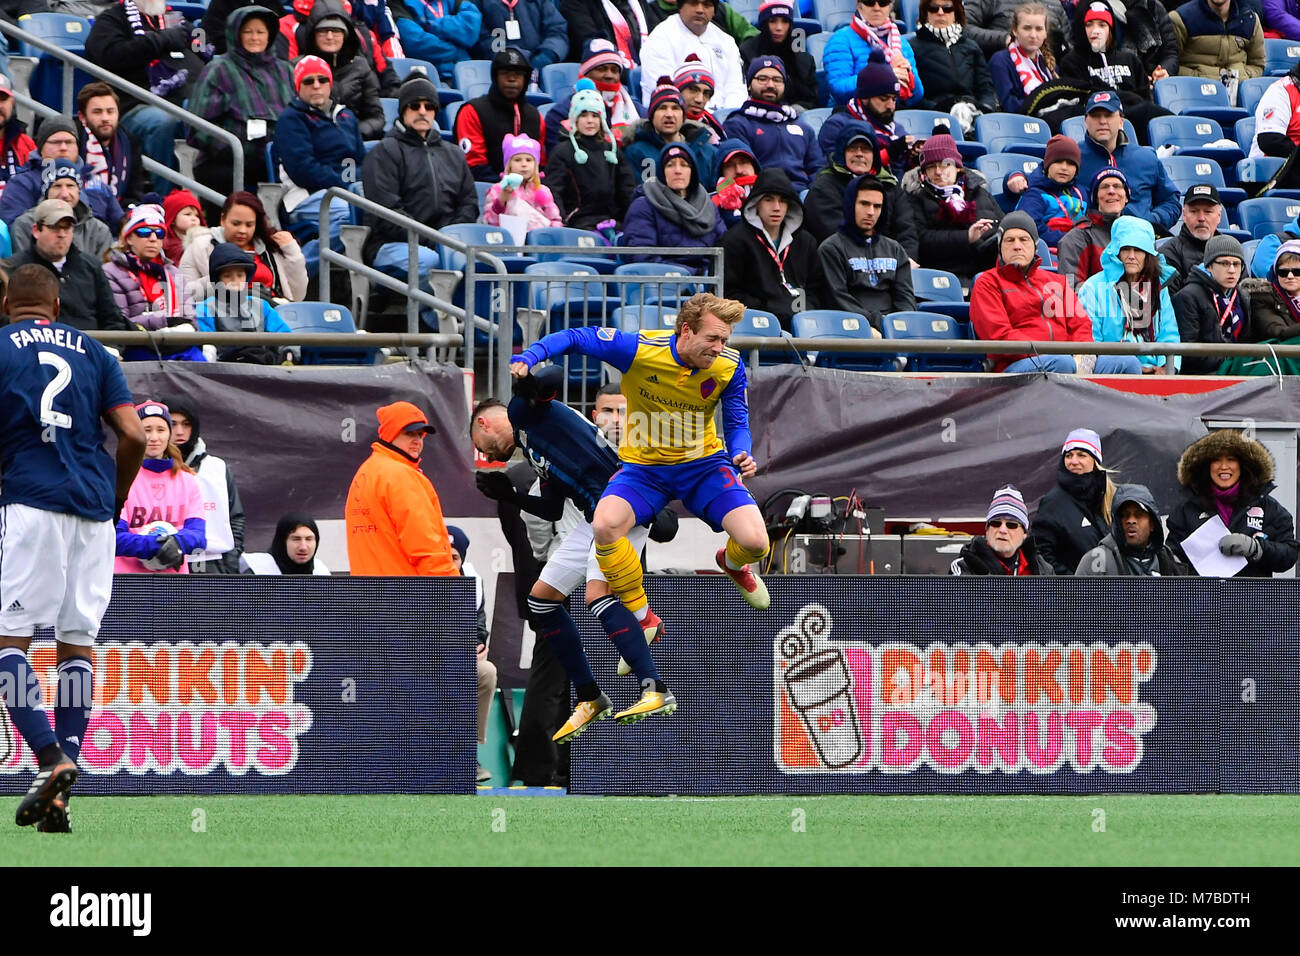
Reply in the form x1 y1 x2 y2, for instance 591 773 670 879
1086 90 1122 114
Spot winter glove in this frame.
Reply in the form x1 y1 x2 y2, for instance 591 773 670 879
502 172 523 190
1219 533 1263 562
152 534 185 570
476 470 517 502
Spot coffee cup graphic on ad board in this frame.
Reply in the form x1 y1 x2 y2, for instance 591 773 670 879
783 648 862 768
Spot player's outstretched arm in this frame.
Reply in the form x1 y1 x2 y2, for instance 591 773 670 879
105 404 146 517
512 326 640 377
720 362 755 474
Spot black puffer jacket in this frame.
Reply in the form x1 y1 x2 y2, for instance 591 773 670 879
1242 276 1300 341
296 0 385 141
1032 462 1111 575
901 165 1002 280
1159 227 1217 294
361 121 478 261
6 244 128 332
1118 0 1182 77
545 133 638 230
949 534 1054 575
1059 0 1156 107
1166 429 1299 577
1172 266 1254 373
910 25 998 114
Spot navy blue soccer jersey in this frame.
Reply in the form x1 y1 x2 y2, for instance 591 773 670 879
0 320 134 521
508 392 620 520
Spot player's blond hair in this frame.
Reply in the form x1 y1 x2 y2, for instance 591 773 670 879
675 293 745 336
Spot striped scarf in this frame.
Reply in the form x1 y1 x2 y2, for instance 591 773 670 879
1008 42 1052 96
851 14 902 61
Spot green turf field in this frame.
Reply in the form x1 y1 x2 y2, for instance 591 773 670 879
3 794 1298 865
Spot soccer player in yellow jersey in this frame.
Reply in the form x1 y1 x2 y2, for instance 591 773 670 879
511 293 770 721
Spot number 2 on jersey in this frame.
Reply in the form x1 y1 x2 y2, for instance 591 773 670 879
38 351 73 429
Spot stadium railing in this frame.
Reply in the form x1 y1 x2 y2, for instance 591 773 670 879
0 18 246 196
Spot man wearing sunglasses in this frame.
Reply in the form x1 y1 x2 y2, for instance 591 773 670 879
950 484 1053 576
362 74 478 323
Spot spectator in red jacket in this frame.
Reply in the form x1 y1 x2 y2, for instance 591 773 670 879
453 47 546 183
0 72 34 206
970 210 1141 373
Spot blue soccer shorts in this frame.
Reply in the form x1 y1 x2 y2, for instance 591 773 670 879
601 452 757 532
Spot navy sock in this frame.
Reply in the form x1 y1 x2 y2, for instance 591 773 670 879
589 596 665 690
0 647 57 756
54 657 93 764
527 597 599 699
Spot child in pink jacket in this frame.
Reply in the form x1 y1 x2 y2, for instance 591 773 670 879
481 133 563 232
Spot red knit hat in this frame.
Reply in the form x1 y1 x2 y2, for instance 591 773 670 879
1083 2 1113 27
1043 134 1080 169
648 75 684 117
673 53 715 91
919 132 962 169
293 55 333 91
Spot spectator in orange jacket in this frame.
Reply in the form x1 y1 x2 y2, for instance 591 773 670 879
345 400 458 575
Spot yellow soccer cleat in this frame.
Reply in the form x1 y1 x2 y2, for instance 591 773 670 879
614 687 677 725
552 693 613 744
617 607 665 677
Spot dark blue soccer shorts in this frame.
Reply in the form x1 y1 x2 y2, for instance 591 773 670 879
601 452 757 532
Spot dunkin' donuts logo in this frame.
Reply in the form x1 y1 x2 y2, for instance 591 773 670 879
775 605 1157 774
2 641 314 776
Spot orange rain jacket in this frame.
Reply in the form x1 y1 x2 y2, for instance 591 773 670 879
345 442 457 576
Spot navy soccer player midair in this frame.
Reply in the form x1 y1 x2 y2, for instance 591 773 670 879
0 264 146 832
471 366 680 737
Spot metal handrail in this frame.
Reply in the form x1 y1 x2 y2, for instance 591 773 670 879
729 337 1300 357
318 187 508 360
89 330 461 349
0 18 246 192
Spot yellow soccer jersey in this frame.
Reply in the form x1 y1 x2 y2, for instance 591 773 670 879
518 326 753 466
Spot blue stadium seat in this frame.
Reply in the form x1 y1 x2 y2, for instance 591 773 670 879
274 302 382 365
387 58 438 83
438 223 512 271
381 98 400 129
894 109 986 161
169 3 208 23
1036 238 1055 269
453 60 493 98
1146 115 1243 171
441 100 462 138
541 62 581 98
1235 116 1255 153
1160 155 1247 209
475 180 492 209
973 152 1040 211
1234 157 1300 198
735 308 794 365
912 268 964 303
974 113 1050 157
807 30 832 69
1265 39 1300 76
813 0 855 31
731 0 760 19
15 12 90 56
1242 238 1261 267
791 310 897 370
1239 76 1274 117
1237 197 1300 239
792 18 823 37
880 311 984 372
1153 76 1247 127
527 226 613 272
919 301 972 323
898 0 920 31
802 107 833 135
1059 114 1138 145
525 91 554 109
613 262 695 307
611 305 680 334
525 260 606 311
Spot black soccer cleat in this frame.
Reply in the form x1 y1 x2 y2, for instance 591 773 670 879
15 756 77 828
37 793 71 834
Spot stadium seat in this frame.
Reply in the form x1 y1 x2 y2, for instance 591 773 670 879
807 31 832 69
1234 157 1300 199
974 113 1050 157
381 98 400 129
387 58 438 83
1036 238 1055 269
169 2 208 22
1242 238 1261 268
541 62 580 98
525 91 553 109
441 100 461 137
525 260 606 311
1146 115 1243 169
527 226 613 272
735 308 795 365
791 310 897 371
880 310 984 372
1153 76 1247 128
475 180 492 209
274 302 382 365
15 13 90 56
1264 39 1300 76
894 109 986 161
612 305 679 334
802 107 833 135
898 0 920 31
731 0 759 19
1239 76 1274 117
1059 115 1138 146
1237 197 1300 239
438 223 512 271
973 152 1040 211
813 0 855 30
912 267 964 303
1235 116 1255 153
1160 155 1247 209
452 60 493 98
613 262 694 307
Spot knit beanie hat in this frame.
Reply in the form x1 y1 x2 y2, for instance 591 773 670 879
136 400 172 428
1274 239 1300 273
121 202 166 239
919 132 961 169
1043 134 1080 170
502 133 541 170
581 38 626 76
648 75 685 118
987 485 1030 527
1062 427 1103 463
491 47 532 81
163 189 204 229
759 0 794 25
293 54 333 91
674 53 715 91
657 142 700 192
1089 166 1129 205
1203 234 1245 266
746 55 787 85
855 50 900 100
35 115 77 153
447 525 470 561
397 75 440 115
1082 1 1113 27
41 157 81 194
568 78 618 165
999 209 1039 245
